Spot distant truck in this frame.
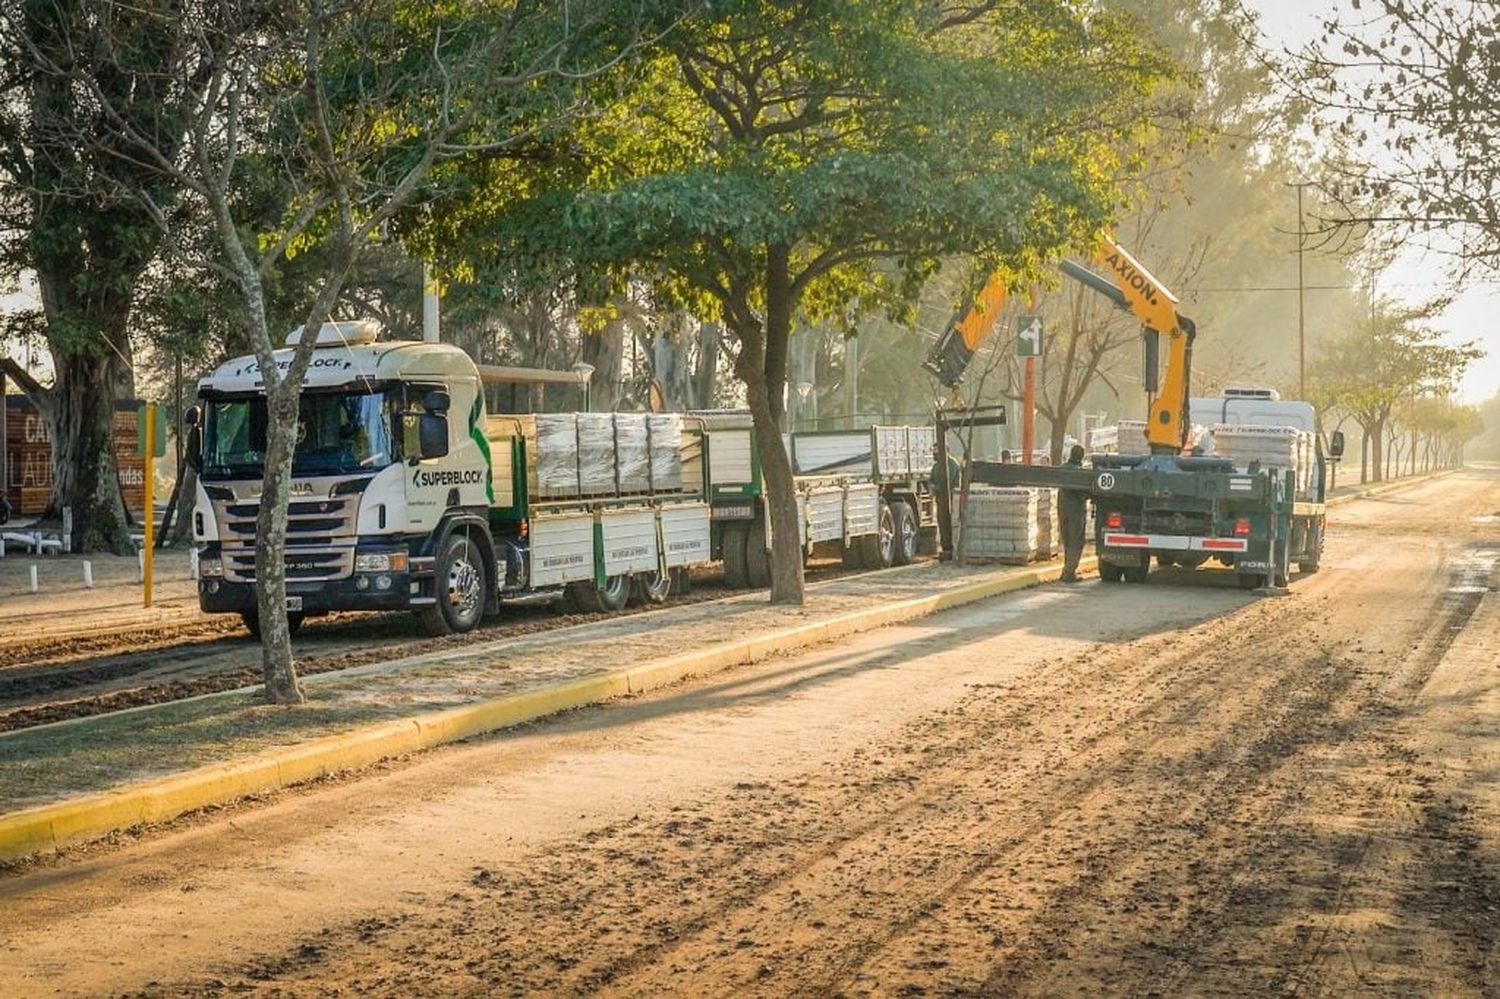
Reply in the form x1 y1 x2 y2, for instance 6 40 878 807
189 322 936 635
1082 387 1345 587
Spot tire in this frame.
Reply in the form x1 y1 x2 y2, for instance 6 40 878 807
1122 555 1150 584
1236 572 1266 590
857 501 897 570
564 579 603 612
592 573 630 612
420 534 488 636
241 610 303 640
1298 522 1323 574
892 501 918 566
722 522 750 588
841 542 865 569
744 520 771 588
632 570 672 605
1099 560 1124 583
1157 554 1177 569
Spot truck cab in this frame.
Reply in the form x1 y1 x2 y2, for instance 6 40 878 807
192 322 494 631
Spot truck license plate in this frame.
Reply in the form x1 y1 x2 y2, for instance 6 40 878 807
285 596 303 611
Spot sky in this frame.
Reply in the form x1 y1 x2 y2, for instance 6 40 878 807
1244 0 1500 403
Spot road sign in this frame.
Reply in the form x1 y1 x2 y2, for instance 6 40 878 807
1016 314 1044 357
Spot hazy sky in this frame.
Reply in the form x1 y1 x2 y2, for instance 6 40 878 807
1244 0 1500 402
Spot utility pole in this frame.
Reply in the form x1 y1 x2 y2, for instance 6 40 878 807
1285 180 1313 399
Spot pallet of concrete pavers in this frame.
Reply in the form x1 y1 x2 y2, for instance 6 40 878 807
1034 488 1057 559
954 487 1041 563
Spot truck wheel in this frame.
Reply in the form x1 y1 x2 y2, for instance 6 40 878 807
1099 561 1124 583
1298 524 1322 574
564 579 602 613
841 542 865 569
745 521 772 588
1157 554 1177 568
892 501 919 566
1236 572 1266 590
420 535 488 636
857 501 897 569
633 571 672 605
241 611 303 640
1122 553 1150 584
598 574 631 612
722 522 750 588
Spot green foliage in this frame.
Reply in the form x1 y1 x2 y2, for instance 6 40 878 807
432 0 1177 331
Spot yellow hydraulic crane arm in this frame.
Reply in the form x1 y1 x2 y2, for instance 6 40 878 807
923 236 1196 454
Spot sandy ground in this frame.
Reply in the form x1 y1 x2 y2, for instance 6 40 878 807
0 468 1495 997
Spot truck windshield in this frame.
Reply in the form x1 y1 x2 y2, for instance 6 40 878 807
202 390 394 479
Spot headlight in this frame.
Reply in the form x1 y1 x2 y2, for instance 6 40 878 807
199 557 224 578
354 552 408 573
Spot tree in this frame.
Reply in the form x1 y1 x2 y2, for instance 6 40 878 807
1290 1 1500 272
0 0 211 552
45 0 649 702
445 0 1177 604
1309 296 1479 481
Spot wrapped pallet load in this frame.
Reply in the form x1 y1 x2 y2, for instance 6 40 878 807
1034 487 1057 559
533 413 581 499
614 413 651 493
1117 419 1151 456
956 486 1040 563
646 413 685 492
576 413 618 495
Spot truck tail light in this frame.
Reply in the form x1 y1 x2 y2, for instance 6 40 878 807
1233 518 1251 537
1105 512 1122 529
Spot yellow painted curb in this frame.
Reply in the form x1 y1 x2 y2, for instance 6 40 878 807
0 557 1088 864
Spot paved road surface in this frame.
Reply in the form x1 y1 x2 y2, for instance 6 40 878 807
1 469 1495 997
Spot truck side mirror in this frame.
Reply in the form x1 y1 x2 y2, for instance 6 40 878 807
422 389 451 413
184 405 203 471
1329 430 1345 459
418 413 449 460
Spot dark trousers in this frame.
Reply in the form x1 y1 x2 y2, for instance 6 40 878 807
1060 510 1086 579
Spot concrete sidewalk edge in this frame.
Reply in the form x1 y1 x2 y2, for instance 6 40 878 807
0 555 1093 864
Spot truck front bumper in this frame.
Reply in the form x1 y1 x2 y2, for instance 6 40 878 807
198 574 415 615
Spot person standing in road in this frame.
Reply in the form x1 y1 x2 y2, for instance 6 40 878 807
1059 444 1088 583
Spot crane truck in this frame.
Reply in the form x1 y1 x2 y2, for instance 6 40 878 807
925 238 1344 588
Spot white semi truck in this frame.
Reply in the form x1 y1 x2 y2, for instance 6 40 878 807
189 322 937 635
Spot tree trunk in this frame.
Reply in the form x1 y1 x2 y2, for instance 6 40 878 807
732 243 804 606
46 351 134 553
254 378 304 705
1370 418 1386 482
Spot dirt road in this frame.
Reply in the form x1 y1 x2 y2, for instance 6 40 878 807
2 469 1495 997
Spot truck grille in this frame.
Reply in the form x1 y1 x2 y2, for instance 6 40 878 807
212 494 358 583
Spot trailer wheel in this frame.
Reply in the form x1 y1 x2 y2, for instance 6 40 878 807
241 611 303 640
1298 523 1322 574
722 522 750 588
563 579 603 613
744 520 771 588
1099 560 1124 583
857 501 897 569
632 571 672 605
420 534 488 635
892 501 919 566
598 574 631 612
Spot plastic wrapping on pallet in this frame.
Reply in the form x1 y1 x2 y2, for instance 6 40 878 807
647 414 684 492
954 487 1042 560
577 413 617 495
533 413 580 497
1116 420 1151 456
615 413 651 493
